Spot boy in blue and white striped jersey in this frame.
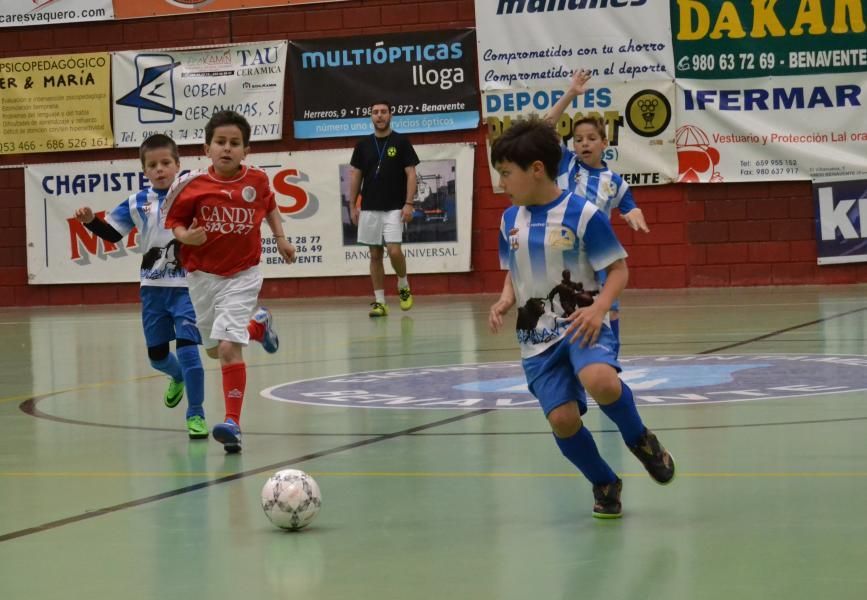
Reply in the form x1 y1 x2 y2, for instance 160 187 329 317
488 117 674 519
545 69 650 347
73 134 209 439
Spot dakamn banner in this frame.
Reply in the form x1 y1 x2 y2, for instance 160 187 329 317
671 0 867 80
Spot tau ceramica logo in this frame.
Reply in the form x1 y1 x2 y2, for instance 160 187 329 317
261 354 867 410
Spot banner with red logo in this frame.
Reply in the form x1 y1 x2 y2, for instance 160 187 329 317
25 143 474 284
675 74 867 183
112 0 349 19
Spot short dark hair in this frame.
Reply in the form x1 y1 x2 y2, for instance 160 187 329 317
573 115 607 139
490 116 561 181
138 134 179 167
205 110 251 145
370 100 392 111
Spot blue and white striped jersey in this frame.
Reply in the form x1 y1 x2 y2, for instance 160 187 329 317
556 147 637 217
106 188 187 287
497 191 627 358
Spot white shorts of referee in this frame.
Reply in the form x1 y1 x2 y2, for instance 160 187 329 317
357 209 403 246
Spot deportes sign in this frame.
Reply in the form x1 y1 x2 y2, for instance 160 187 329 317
262 354 867 410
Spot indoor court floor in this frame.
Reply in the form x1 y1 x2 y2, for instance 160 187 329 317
1 285 866 600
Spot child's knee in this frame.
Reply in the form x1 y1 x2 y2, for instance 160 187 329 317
217 340 243 364
579 364 621 404
547 403 582 438
147 342 170 362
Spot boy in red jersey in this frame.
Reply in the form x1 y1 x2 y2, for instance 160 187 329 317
163 110 296 453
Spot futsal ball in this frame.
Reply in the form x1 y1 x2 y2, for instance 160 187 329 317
261 469 322 531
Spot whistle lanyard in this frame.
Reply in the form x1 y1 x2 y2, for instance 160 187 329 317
373 134 390 179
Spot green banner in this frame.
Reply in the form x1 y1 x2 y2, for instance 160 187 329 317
671 0 867 79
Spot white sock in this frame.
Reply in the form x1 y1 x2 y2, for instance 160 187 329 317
397 276 409 290
374 289 385 304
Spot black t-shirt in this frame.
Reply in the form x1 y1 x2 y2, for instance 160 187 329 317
350 131 420 211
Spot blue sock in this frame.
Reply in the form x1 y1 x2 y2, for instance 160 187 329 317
177 345 205 419
554 426 618 485
150 353 182 382
598 382 645 447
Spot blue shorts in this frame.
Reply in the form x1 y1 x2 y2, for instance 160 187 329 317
140 286 201 348
521 327 620 417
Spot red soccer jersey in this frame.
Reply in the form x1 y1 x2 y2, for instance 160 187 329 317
163 165 277 276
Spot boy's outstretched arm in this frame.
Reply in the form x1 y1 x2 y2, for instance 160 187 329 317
616 188 650 233
489 273 516 333
73 206 123 243
620 208 650 233
543 68 592 126
265 207 296 264
565 258 627 347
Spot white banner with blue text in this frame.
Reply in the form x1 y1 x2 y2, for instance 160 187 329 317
474 0 675 89
25 144 474 284
111 41 287 148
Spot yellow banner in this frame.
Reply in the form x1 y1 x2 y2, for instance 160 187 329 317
0 52 113 155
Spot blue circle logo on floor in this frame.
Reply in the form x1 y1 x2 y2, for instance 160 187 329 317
261 354 867 410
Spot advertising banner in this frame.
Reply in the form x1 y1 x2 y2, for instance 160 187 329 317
0 52 113 155
483 79 678 188
113 0 350 19
0 0 112 27
288 30 479 139
814 177 867 265
25 143 474 284
112 41 287 148
473 0 674 88
671 0 867 79
675 73 867 183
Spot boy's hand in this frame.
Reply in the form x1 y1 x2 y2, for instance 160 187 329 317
564 302 606 347
350 204 360 226
568 69 592 96
73 207 94 223
488 299 512 333
180 218 207 246
621 208 650 233
277 237 296 264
